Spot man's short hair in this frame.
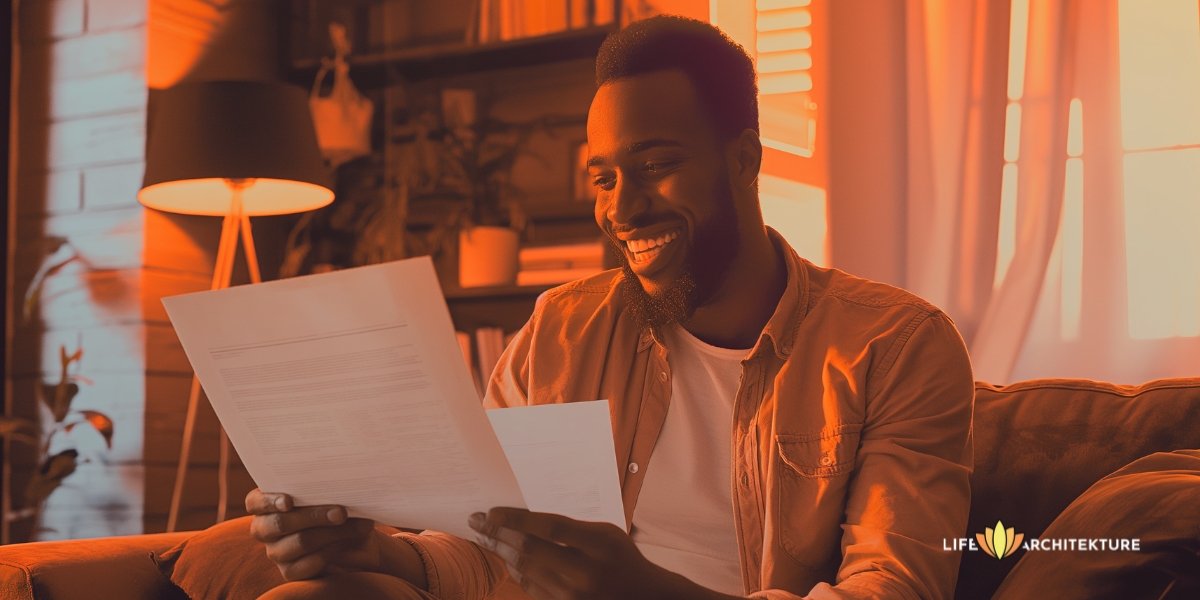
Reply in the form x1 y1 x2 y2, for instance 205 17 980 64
595 15 759 143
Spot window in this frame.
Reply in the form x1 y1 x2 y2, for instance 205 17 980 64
996 0 1200 341
755 0 817 157
714 0 826 264
1117 0 1200 339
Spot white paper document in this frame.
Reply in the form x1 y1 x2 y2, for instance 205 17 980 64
488 401 626 530
162 257 622 539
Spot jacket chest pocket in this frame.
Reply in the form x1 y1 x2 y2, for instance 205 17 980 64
775 423 863 478
773 423 863 565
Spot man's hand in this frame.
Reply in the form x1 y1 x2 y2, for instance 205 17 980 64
245 488 426 586
469 507 734 600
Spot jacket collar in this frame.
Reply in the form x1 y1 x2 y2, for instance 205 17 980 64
757 227 809 360
635 227 810 359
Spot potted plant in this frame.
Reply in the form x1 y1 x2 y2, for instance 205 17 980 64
1 239 114 542
278 87 570 286
433 93 533 288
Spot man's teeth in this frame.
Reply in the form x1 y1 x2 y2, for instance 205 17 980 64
626 231 679 254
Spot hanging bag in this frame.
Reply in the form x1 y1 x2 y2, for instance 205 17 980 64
309 23 373 167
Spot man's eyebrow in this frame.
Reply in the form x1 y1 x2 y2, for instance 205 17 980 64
587 139 684 168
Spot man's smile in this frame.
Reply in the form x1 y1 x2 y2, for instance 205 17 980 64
626 229 680 263
614 226 686 277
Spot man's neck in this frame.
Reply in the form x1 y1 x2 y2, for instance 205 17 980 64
682 228 787 350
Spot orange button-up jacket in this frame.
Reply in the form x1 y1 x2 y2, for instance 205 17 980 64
400 231 975 600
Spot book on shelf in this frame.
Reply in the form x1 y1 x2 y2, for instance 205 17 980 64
517 239 607 285
474 326 508 394
517 267 603 286
519 240 606 269
478 0 610 44
456 331 483 398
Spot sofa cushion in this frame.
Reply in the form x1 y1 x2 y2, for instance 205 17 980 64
155 515 284 600
957 378 1200 600
0 531 190 600
992 450 1200 599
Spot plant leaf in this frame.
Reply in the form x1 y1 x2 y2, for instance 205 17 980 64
65 410 114 448
50 382 78 423
23 240 82 321
25 449 79 507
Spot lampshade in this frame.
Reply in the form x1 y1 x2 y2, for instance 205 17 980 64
139 80 335 217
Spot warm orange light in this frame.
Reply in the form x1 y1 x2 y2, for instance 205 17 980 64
760 175 827 266
757 30 811 53
756 8 810 31
755 0 816 157
1117 0 1200 339
1123 149 1200 339
1003 103 1022 162
138 178 334 217
1117 0 1200 150
757 50 813 74
993 163 1018 290
1006 0 1030 101
1066 99 1083 157
1060 157 1083 340
756 0 811 10
995 0 1028 292
760 73 813 94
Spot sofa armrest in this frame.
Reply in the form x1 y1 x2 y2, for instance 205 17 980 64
0 532 195 600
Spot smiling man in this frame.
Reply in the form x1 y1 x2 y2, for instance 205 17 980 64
249 15 974 600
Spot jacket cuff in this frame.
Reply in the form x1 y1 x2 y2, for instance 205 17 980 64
393 531 506 600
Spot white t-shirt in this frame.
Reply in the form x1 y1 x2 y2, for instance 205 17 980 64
630 324 747 596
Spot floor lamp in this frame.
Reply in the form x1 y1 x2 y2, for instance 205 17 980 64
139 81 334 532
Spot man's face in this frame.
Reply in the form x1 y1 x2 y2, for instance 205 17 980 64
586 70 741 327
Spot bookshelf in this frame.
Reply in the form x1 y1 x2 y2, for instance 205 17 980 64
445 285 549 332
285 3 615 344
287 25 616 88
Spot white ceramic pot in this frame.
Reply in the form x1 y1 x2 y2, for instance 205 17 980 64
458 226 520 288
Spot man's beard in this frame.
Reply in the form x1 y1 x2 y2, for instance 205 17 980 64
614 177 740 330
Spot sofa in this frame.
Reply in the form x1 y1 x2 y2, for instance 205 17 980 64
1 378 1198 600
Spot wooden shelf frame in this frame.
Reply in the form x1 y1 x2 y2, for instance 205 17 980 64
289 25 616 88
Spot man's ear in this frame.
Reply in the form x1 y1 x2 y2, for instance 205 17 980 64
727 128 763 190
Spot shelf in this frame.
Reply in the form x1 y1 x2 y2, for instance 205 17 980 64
406 196 596 228
443 283 554 301
290 25 615 88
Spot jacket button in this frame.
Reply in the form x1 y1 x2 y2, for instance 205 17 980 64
819 455 834 466
658 371 668 382
627 462 640 474
740 473 750 486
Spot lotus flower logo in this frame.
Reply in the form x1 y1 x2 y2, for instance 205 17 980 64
977 520 1024 559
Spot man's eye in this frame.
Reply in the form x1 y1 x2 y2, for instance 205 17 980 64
643 160 677 174
592 176 615 191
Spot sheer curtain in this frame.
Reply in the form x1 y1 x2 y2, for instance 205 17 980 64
907 0 1200 384
903 0 1011 346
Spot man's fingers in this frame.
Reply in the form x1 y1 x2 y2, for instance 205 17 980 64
278 553 327 581
472 507 615 557
266 518 373 564
478 525 588 589
251 505 349 542
245 488 293 515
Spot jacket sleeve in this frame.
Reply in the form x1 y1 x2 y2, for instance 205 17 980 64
483 310 536 410
765 312 975 600
391 315 540 599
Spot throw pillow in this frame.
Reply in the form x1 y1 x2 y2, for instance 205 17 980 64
154 516 285 600
992 450 1200 600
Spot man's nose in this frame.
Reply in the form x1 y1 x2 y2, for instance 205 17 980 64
607 176 650 226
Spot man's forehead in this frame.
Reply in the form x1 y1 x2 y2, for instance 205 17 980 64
586 70 712 156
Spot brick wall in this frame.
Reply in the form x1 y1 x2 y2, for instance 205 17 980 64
7 0 281 541
9 0 151 541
